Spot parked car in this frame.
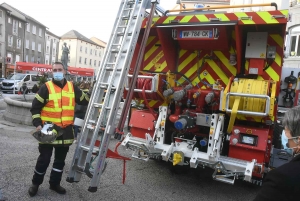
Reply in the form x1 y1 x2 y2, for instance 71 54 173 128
1 74 42 93
0 78 5 89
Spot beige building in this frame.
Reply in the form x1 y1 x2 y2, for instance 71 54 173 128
58 30 105 76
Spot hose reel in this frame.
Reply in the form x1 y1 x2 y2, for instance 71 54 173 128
222 78 276 134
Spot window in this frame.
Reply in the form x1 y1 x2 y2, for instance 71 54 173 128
24 75 30 81
0 24 2 35
16 55 20 63
85 47 87 53
0 10 2 18
54 39 56 43
31 56 34 62
25 55 28 62
38 44 41 52
26 23 30 32
12 19 18 35
53 48 56 53
99 51 101 57
17 39 21 48
47 36 50 40
94 60 96 66
98 61 101 67
46 60 48 64
8 35 13 46
80 46 82 52
46 46 49 53
19 22 22 28
8 17 11 23
32 25 36 34
79 57 82 64
39 28 42 37
90 49 92 55
32 75 39 81
32 41 35 51
84 58 87 64
26 40 29 49
90 59 92 65
95 50 97 56
289 26 300 57
0 43 1 57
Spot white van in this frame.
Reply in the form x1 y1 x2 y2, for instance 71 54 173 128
1 73 41 93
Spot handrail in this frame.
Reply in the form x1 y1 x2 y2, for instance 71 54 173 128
165 3 278 14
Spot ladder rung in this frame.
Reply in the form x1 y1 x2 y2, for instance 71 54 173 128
106 62 116 66
116 32 132 37
122 15 137 20
87 124 95 130
99 82 109 86
123 8 133 11
105 67 122 71
118 25 128 28
81 145 99 153
93 103 103 108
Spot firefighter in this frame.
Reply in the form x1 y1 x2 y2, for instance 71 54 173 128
28 61 89 197
254 106 300 200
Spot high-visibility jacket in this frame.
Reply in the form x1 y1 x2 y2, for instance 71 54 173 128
40 81 75 128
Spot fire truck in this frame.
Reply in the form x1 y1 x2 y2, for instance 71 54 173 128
67 0 290 191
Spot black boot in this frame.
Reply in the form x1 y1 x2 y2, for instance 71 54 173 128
49 185 66 194
28 184 39 197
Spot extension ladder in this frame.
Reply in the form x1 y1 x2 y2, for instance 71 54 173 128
67 0 150 192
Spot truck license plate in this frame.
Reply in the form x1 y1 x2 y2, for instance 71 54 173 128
180 30 213 38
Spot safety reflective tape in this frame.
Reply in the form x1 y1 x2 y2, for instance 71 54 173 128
34 169 45 175
163 16 176 24
195 15 209 22
35 94 44 103
274 52 282 67
270 34 283 48
265 66 279 81
214 14 230 21
181 15 193 23
221 78 233 112
206 60 229 84
52 168 63 172
32 114 41 119
40 139 73 145
214 51 237 75
235 12 255 24
269 81 277 117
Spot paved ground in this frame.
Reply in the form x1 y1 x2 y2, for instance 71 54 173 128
0 100 260 201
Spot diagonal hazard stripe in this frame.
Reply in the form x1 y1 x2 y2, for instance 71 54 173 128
181 15 193 23
178 53 197 72
206 60 229 84
192 71 215 86
144 37 159 60
178 63 197 84
195 15 209 22
214 51 237 75
235 13 255 24
214 14 230 21
257 11 279 24
270 34 283 48
274 53 282 67
144 50 164 70
265 67 279 81
163 16 177 24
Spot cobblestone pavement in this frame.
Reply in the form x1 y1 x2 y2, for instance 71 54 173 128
0 107 260 201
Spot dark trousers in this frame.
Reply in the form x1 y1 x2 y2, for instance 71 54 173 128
32 145 69 186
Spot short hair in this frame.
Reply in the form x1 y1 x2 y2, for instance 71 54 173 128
282 106 300 137
52 61 64 67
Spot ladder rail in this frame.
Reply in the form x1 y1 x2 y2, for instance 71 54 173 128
89 1 159 188
82 0 143 171
67 0 131 182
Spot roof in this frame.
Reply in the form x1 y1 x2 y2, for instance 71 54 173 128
0 3 26 22
60 30 99 46
0 2 47 27
46 30 60 39
90 37 107 48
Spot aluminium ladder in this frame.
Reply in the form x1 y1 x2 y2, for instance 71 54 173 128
67 0 150 192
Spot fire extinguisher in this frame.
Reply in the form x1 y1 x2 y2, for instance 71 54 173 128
281 71 297 108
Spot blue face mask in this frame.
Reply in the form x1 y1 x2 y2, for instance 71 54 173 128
53 72 64 81
281 130 293 155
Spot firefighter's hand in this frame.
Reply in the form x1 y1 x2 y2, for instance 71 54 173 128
36 125 42 131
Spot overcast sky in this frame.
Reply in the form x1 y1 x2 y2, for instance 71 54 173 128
3 0 177 43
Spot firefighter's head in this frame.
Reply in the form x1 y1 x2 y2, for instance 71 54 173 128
282 106 300 154
52 62 66 82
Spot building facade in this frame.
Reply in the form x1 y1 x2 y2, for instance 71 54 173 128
45 30 60 65
0 7 6 77
0 3 27 77
23 15 47 64
58 30 105 77
284 0 300 68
